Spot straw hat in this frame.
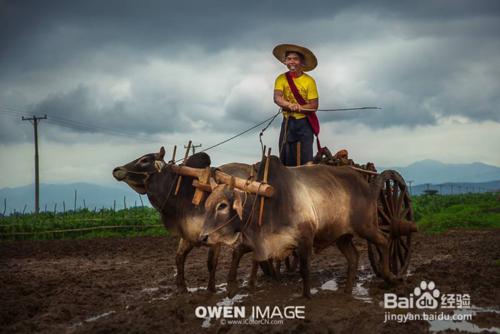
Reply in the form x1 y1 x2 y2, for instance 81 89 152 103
273 44 317 72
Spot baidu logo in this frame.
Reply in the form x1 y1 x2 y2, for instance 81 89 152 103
414 281 440 309
384 280 443 310
383 280 472 323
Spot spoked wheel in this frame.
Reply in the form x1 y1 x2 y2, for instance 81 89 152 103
368 170 417 279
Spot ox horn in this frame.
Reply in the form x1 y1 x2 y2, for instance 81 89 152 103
157 146 166 161
228 176 235 190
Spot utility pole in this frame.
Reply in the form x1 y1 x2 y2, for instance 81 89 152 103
407 180 413 196
22 115 47 214
185 143 202 155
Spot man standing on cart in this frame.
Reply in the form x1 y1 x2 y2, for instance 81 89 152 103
273 43 320 166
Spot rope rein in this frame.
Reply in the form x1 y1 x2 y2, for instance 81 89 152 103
171 106 380 164
125 163 179 212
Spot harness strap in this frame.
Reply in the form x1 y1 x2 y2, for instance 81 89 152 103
125 162 178 211
284 71 323 153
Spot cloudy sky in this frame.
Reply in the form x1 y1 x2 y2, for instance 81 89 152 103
1 0 499 188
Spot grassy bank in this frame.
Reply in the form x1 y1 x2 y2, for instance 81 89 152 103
0 206 166 240
413 192 500 233
1 193 499 240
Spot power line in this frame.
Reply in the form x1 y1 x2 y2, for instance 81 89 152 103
1 107 152 139
0 107 166 143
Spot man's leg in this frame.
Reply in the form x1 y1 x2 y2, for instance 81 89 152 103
288 140 298 166
299 120 314 164
278 119 288 165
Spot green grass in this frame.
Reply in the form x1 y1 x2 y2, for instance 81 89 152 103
0 206 167 241
1 193 498 240
413 192 500 233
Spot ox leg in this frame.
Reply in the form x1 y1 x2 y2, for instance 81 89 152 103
249 259 277 288
249 260 259 288
207 244 221 293
366 231 397 284
285 252 299 272
271 258 282 280
175 238 194 293
297 232 314 298
284 257 291 271
227 244 251 297
275 259 282 277
336 235 359 294
298 246 313 298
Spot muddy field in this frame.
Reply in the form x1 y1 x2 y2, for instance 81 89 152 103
1 229 499 333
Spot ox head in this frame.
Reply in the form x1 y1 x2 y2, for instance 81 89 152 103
199 181 247 247
112 147 167 194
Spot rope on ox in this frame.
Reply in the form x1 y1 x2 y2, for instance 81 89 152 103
124 163 180 212
172 106 381 164
172 109 283 164
166 105 382 227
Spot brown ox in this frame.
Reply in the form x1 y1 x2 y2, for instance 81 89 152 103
113 147 273 293
200 156 396 298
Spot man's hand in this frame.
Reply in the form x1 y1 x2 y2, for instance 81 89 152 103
289 103 302 112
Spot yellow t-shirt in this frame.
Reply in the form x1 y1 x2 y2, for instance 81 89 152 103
274 72 319 119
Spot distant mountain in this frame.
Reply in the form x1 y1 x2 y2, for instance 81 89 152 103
0 183 150 215
381 159 500 185
1 159 499 215
409 180 500 196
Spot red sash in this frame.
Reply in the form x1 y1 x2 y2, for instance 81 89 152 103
284 71 323 152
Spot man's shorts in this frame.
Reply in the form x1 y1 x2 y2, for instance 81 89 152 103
278 117 314 166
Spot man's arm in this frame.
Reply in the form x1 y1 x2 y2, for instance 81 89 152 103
274 90 319 114
298 98 318 115
274 90 291 109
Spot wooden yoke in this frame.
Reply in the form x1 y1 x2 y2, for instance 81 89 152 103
170 165 275 198
258 147 272 226
191 166 211 206
175 140 191 195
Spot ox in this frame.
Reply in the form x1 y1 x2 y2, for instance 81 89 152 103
200 156 396 298
112 147 273 292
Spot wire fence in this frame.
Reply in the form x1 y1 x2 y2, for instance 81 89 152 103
0 206 166 241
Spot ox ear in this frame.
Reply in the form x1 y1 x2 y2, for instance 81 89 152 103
157 146 166 160
209 177 218 191
233 189 244 220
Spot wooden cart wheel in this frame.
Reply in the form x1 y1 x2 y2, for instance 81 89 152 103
368 170 415 279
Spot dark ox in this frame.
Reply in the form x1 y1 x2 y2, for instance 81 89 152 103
200 156 396 298
113 147 262 292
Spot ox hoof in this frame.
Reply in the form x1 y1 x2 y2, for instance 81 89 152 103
227 283 239 298
386 273 399 285
207 283 216 293
176 285 188 294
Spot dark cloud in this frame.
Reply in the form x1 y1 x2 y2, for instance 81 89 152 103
1 0 499 143
29 85 193 135
3 1 498 74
